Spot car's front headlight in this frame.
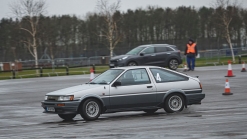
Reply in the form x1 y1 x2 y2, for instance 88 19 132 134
119 56 128 61
57 95 74 101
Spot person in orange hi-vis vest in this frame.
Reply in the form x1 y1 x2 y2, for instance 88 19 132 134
184 39 198 71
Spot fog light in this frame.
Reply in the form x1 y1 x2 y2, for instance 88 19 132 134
57 103 65 107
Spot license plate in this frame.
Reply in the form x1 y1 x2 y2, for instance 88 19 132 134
110 64 114 66
47 107 55 112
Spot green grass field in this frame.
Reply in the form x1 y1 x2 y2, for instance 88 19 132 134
1 56 246 80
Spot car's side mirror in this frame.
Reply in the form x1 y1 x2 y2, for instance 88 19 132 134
140 53 144 56
112 81 121 87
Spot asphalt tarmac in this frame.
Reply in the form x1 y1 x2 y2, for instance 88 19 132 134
0 64 247 139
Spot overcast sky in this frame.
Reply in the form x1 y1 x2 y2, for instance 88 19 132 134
0 0 246 19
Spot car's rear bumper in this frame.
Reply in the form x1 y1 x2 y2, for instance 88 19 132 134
186 93 205 105
41 101 80 114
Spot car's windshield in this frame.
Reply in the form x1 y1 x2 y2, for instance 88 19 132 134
89 69 124 84
126 47 145 55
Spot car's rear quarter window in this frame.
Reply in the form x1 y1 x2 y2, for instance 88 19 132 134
150 68 188 83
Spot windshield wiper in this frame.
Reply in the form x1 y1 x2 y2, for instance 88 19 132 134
98 82 108 84
89 82 97 84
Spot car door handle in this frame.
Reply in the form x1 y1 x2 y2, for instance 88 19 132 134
151 54 156 56
147 86 153 88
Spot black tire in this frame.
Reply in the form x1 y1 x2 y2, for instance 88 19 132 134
80 99 101 121
168 59 179 70
143 109 158 114
164 93 184 113
58 114 76 121
128 61 137 66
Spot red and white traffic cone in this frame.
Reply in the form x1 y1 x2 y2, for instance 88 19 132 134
241 62 246 72
90 68 95 81
183 64 188 72
222 79 233 95
225 60 235 77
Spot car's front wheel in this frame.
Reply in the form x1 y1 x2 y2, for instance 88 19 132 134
143 109 158 114
128 61 137 66
80 99 101 121
164 93 184 113
168 59 179 70
58 114 76 121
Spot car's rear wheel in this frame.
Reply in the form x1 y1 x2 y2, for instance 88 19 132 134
168 59 179 70
128 61 137 66
80 99 101 121
58 114 76 121
144 109 158 114
164 94 184 113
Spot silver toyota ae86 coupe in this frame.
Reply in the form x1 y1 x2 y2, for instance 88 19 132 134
41 66 205 121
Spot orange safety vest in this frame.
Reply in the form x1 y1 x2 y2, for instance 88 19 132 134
187 43 196 53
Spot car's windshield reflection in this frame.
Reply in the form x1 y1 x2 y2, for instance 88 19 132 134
126 47 145 55
89 69 124 85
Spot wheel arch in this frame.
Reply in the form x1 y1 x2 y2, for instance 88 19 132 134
127 60 138 66
77 95 106 113
167 56 179 63
162 90 187 108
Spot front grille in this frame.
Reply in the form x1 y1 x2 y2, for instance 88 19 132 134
110 60 117 63
110 60 118 66
44 103 55 106
47 96 59 101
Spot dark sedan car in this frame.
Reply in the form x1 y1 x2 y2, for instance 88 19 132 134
110 44 182 70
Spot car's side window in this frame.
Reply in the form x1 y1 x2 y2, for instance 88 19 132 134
117 69 151 86
155 47 167 53
142 47 154 54
150 68 188 83
166 47 174 51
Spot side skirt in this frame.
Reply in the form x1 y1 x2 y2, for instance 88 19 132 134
104 106 162 113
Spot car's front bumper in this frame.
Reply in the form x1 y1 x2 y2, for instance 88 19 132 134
41 100 80 114
109 60 126 68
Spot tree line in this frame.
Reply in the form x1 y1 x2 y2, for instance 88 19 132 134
1 5 247 62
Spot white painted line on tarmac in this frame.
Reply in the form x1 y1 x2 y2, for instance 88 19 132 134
0 81 33 85
0 106 39 108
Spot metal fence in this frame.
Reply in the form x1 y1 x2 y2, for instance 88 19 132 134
197 47 247 65
2 47 247 70
17 56 111 69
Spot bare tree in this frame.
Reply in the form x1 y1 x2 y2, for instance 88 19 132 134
212 0 240 63
97 0 122 57
10 0 46 73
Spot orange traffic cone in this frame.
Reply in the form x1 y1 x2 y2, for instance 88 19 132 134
225 60 235 77
222 79 233 95
183 64 188 72
90 68 95 81
241 62 246 72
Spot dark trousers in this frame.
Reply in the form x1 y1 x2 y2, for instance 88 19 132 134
187 56 195 70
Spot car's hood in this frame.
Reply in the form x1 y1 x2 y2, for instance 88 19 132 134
46 84 103 96
111 55 132 60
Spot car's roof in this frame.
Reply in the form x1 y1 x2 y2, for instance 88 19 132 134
138 44 174 47
111 66 188 77
111 66 157 70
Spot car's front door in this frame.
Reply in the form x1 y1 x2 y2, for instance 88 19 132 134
139 47 157 65
109 68 157 110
